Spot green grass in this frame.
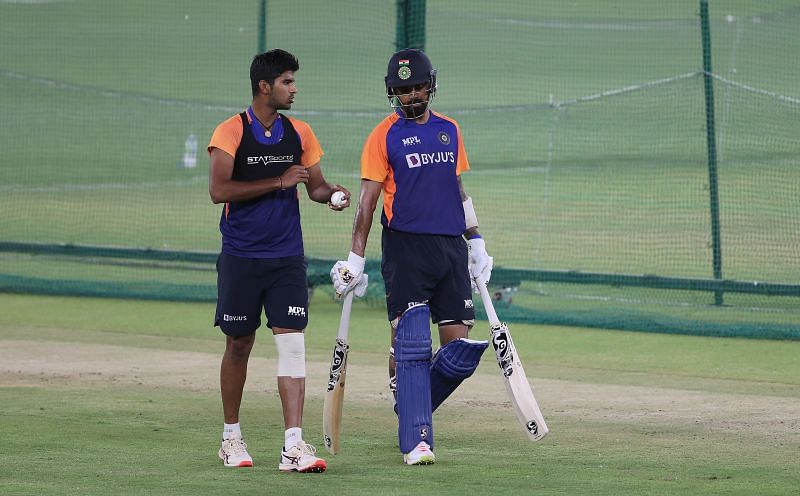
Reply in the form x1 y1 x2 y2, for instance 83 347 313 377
0 293 798 495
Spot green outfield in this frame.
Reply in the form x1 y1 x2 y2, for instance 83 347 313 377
0 2 798 491
0 293 798 495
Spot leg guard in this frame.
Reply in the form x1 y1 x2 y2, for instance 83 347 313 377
430 338 488 411
395 304 433 453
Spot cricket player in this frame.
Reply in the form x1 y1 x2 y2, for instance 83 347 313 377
331 48 493 465
208 49 351 473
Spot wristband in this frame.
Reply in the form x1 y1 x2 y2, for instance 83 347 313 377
463 197 478 229
466 234 482 240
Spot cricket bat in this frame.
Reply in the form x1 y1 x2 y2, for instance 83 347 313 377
322 291 354 454
476 278 549 441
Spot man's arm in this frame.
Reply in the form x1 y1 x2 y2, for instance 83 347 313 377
351 179 382 256
304 163 351 210
208 147 309 204
457 176 480 239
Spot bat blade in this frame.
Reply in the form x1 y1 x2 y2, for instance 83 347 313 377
322 337 348 454
490 322 549 441
477 280 549 441
322 291 354 454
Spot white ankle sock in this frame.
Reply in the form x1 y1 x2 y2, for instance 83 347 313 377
284 427 302 449
223 422 241 440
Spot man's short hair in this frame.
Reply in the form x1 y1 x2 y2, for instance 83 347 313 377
250 49 300 96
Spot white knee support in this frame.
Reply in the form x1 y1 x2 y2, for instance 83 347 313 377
274 333 306 378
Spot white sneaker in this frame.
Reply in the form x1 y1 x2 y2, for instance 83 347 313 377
218 434 253 467
279 440 327 473
403 441 435 465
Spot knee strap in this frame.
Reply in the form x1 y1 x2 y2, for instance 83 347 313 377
274 332 306 378
395 304 433 452
430 338 488 412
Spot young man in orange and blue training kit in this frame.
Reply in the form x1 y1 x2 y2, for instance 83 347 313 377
208 49 351 473
331 48 493 465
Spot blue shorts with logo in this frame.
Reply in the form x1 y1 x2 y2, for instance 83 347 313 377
214 252 308 336
381 227 475 324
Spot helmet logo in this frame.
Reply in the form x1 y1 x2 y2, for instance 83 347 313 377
398 59 411 80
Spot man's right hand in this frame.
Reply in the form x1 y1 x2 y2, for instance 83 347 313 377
330 252 369 299
280 165 310 189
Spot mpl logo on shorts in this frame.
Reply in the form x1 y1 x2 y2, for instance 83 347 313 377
247 154 294 166
405 151 455 169
287 306 306 317
464 299 474 309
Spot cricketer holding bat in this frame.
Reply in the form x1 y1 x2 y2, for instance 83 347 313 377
208 49 351 473
331 48 493 465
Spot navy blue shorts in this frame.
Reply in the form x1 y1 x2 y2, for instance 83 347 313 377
381 228 475 324
214 252 308 336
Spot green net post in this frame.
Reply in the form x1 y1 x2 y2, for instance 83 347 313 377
700 0 724 305
395 0 426 50
258 0 267 53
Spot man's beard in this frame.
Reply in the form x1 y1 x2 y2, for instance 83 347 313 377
402 100 428 119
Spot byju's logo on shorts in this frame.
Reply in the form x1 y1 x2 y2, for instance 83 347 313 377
405 152 455 169
464 299 474 309
223 314 247 322
402 136 422 147
287 306 306 317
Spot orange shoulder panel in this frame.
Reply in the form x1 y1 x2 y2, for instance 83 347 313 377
287 116 323 167
207 114 244 158
361 113 398 182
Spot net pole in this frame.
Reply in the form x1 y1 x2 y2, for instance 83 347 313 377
258 0 267 53
395 0 426 50
700 0 724 305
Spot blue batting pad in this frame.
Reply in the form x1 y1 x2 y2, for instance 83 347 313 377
395 304 433 453
430 338 488 411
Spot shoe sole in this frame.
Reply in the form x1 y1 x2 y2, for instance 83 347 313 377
278 460 327 473
404 456 435 466
219 450 253 468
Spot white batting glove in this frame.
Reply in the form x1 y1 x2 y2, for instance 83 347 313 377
467 237 493 292
330 252 369 299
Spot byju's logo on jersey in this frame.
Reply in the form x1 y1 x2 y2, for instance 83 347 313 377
405 152 456 169
247 154 294 166
287 306 306 317
402 136 422 147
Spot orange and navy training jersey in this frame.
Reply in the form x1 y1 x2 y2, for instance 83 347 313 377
208 108 323 258
361 111 469 236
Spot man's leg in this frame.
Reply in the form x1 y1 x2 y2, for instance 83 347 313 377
219 332 256 467
430 323 488 411
395 304 435 465
274 329 326 473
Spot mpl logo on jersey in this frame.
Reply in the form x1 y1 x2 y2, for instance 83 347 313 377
402 136 422 147
287 305 306 317
405 151 455 169
247 154 294 166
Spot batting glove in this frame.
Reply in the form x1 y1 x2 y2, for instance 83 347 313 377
467 237 493 292
330 252 369 299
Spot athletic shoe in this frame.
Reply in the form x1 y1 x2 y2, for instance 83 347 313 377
278 440 327 473
403 441 435 465
218 434 253 467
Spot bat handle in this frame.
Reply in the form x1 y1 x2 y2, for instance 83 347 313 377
337 291 354 340
475 275 500 326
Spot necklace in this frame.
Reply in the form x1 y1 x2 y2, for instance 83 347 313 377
253 113 277 138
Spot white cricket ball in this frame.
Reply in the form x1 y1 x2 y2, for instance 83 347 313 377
330 191 347 207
